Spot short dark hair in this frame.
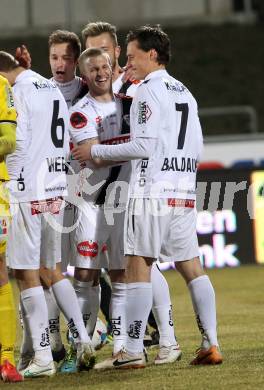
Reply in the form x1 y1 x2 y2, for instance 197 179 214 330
82 21 118 47
0 51 19 72
48 30 81 60
78 47 111 74
126 25 171 65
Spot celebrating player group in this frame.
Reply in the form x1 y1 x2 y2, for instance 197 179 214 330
0 20 222 382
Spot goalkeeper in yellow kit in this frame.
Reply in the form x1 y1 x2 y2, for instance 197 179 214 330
0 75 22 382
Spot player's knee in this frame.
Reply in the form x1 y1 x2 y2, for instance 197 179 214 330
14 269 41 290
109 269 126 283
175 256 205 283
126 256 152 283
74 267 97 282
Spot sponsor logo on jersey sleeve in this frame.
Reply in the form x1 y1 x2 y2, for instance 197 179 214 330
77 241 98 257
138 101 152 124
0 217 8 237
5 85 15 108
70 111 88 129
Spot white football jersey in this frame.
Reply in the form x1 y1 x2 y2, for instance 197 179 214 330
52 76 88 176
129 69 203 200
69 92 131 204
51 76 86 108
7 70 70 202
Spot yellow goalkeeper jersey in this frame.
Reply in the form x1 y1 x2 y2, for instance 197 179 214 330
0 75 17 181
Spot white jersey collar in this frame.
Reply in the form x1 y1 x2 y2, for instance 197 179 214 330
87 91 115 107
51 76 80 88
144 69 169 82
15 69 36 83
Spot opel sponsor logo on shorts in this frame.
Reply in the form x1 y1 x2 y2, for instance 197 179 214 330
77 240 98 257
138 101 152 124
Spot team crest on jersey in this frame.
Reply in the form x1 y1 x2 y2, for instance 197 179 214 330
70 111 88 129
138 101 152 124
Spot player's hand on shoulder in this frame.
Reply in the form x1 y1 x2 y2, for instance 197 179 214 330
121 64 136 84
15 45 32 69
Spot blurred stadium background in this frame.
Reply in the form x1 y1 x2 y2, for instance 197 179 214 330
1 1 264 388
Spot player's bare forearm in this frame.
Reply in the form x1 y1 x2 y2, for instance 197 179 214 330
72 137 98 163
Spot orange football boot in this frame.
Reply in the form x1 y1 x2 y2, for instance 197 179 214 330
190 346 223 365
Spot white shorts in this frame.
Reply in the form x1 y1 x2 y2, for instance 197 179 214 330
97 206 127 270
124 198 199 262
71 202 108 269
7 199 63 270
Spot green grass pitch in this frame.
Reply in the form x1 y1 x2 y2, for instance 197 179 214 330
6 264 264 390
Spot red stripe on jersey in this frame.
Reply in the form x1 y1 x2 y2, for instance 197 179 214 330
101 134 130 145
167 198 195 208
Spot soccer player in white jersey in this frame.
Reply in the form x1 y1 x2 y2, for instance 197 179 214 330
82 21 181 365
73 25 223 368
0 51 93 378
47 30 88 367
68 47 122 347
14 32 96 374
0 51 67 377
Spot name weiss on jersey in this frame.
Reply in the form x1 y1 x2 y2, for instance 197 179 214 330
46 156 68 173
161 157 198 173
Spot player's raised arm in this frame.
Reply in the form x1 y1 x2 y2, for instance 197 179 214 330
15 45 32 69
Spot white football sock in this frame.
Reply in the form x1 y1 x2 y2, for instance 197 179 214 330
52 278 90 344
19 300 33 355
44 288 63 352
188 275 218 348
126 282 152 355
151 264 177 347
20 286 52 365
110 282 127 354
73 279 100 339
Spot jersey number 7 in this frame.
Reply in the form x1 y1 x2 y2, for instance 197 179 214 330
176 103 188 150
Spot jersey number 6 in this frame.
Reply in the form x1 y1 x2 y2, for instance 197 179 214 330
51 100 65 148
